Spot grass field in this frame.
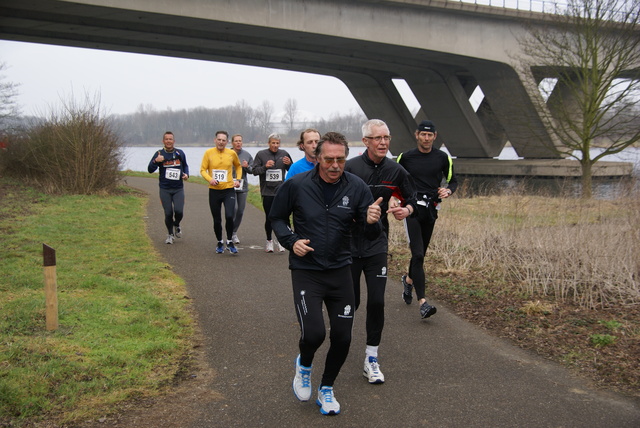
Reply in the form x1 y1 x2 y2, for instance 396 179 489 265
0 177 193 425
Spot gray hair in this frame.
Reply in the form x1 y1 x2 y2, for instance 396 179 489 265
361 119 388 138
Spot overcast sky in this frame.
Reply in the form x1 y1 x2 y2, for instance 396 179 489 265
1 40 417 121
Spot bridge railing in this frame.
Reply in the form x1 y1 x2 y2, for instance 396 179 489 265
457 0 639 22
457 0 565 13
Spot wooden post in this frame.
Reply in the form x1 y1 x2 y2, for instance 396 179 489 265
43 243 58 331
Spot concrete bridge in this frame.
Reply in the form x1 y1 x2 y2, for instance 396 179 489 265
0 0 633 176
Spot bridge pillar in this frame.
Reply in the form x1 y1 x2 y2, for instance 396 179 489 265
458 74 511 154
544 71 584 135
336 71 417 154
402 69 502 158
470 63 562 158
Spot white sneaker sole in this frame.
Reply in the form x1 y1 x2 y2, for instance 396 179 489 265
363 370 385 384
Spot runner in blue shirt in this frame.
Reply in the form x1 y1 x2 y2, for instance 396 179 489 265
285 128 320 180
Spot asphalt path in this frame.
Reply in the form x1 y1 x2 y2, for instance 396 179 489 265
126 176 639 427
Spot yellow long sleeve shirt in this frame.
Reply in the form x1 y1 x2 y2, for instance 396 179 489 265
200 147 242 190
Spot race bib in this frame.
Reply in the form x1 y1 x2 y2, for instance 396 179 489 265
166 168 181 181
266 169 282 182
213 169 228 182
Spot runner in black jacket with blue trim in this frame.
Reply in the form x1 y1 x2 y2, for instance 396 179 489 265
270 132 383 416
344 119 417 384
397 120 457 319
147 131 189 245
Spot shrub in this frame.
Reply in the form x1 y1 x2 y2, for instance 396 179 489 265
1 93 123 194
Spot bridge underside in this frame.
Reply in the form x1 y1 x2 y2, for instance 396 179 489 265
0 0 612 169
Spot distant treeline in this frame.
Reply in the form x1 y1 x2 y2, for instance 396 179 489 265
109 102 367 146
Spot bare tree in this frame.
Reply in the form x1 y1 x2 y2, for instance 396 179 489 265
255 100 274 138
282 98 299 134
517 0 640 198
316 109 367 142
0 62 21 133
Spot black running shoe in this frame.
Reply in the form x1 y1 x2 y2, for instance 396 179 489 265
401 275 413 305
420 302 437 319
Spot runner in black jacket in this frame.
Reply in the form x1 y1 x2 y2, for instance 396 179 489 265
147 131 189 245
344 119 417 384
397 120 457 319
270 132 382 416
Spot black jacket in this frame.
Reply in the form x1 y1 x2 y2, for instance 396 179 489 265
147 148 189 190
345 151 417 257
397 148 457 198
269 166 382 271
251 148 291 196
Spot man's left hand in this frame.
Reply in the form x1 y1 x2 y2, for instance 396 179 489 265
367 197 383 224
388 205 411 220
438 187 452 199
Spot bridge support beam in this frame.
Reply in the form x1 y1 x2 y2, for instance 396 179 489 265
337 72 417 153
402 69 501 158
470 63 562 158
544 71 584 134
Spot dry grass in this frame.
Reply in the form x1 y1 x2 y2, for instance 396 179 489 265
387 191 640 395
388 193 640 309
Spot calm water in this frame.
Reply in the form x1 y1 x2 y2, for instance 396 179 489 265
121 146 373 185
122 146 640 197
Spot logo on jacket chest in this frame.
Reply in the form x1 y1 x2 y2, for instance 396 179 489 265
338 195 350 209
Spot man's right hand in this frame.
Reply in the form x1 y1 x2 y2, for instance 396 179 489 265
293 239 313 257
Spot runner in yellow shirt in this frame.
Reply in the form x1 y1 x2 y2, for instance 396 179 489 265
200 130 243 254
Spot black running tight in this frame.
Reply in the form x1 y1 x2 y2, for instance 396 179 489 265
159 187 184 235
208 188 236 242
291 266 354 387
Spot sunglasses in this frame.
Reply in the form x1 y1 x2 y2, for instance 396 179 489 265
321 157 347 165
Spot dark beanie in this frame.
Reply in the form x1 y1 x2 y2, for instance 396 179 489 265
417 120 436 133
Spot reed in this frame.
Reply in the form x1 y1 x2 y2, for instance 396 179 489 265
388 190 639 309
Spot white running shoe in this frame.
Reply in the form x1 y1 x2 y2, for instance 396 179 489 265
274 238 285 252
363 356 385 384
265 240 274 252
232 234 240 244
174 226 182 238
292 355 312 401
165 234 174 244
316 386 340 415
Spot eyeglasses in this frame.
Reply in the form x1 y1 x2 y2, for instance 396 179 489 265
365 135 391 142
321 157 347 165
